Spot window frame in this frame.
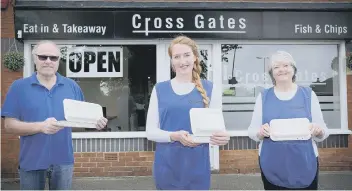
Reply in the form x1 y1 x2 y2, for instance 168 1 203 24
23 40 351 139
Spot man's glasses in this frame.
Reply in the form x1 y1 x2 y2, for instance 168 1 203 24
36 54 59 62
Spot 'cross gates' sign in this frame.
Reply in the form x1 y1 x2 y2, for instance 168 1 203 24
66 47 123 78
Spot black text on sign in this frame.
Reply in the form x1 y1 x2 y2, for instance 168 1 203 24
66 47 123 78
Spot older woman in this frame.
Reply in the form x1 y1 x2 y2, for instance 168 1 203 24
248 51 329 190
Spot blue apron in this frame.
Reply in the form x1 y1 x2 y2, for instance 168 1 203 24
259 86 317 189
153 80 213 190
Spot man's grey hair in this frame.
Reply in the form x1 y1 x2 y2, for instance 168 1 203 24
31 40 60 57
268 51 297 85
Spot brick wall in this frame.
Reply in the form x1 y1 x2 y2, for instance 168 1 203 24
1 1 14 38
1 67 23 178
1 1 23 179
73 152 154 177
1 1 352 179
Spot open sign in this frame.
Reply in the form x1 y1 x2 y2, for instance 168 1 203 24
66 47 123 78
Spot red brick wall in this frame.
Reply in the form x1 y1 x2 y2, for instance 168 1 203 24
1 1 352 179
73 152 154 177
1 0 14 38
1 1 23 179
1 67 23 179
219 143 352 174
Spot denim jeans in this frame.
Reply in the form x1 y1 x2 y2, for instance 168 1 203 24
19 164 73 190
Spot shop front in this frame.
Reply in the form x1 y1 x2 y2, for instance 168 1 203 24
13 2 352 176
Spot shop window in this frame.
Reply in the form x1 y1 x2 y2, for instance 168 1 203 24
221 44 341 131
32 44 156 132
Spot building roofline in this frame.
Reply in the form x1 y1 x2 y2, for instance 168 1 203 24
14 1 352 11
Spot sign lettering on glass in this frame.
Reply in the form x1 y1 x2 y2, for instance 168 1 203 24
66 47 123 78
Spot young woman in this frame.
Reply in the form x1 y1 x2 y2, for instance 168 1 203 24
248 51 329 190
146 35 230 190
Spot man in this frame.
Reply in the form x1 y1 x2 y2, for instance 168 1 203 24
1 40 107 190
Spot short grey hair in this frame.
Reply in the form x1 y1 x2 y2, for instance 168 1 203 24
31 40 60 57
268 51 297 85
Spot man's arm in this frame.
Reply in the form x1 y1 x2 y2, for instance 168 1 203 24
1 80 44 136
4 118 45 136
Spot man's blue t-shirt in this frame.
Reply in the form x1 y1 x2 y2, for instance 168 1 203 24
1 72 84 171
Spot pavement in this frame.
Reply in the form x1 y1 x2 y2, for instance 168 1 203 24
2 172 352 190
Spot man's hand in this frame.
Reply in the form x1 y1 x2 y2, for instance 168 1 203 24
170 130 200 147
96 117 108 130
40 117 63 134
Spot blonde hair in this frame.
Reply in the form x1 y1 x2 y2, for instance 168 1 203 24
168 35 209 108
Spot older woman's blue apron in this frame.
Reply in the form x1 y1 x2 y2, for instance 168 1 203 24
153 80 213 190
259 86 317 189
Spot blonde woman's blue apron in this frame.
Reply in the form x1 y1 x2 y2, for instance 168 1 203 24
153 80 213 190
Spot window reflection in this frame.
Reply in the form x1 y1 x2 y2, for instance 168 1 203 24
310 57 339 96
